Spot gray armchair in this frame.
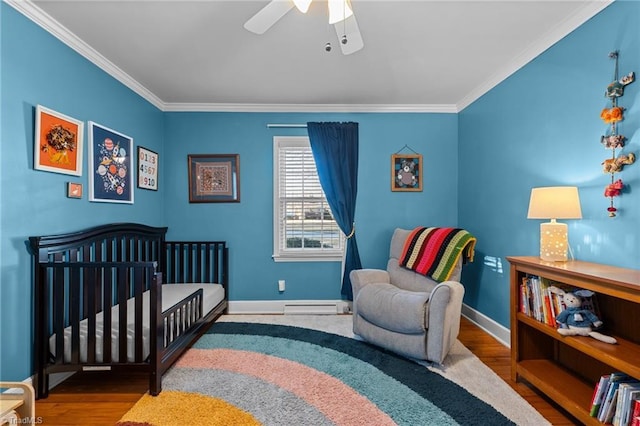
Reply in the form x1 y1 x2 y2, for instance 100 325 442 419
350 228 465 364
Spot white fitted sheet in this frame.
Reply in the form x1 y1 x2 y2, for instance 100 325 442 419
50 283 224 363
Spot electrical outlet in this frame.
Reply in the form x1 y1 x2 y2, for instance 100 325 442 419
278 280 285 292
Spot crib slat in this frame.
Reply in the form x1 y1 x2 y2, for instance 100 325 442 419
86 265 97 364
205 243 212 283
195 243 202 282
179 243 185 283
69 266 81 365
102 266 112 363
213 245 220 285
134 266 144 363
117 267 128 363
53 263 65 365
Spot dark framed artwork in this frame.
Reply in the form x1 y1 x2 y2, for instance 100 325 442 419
137 146 158 191
34 105 84 176
391 153 423 192
88 121 134 204
188 154 240 203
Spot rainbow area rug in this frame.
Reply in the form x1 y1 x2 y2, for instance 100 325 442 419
118 322 515 425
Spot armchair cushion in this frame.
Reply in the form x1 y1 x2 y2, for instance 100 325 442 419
356 283 429 334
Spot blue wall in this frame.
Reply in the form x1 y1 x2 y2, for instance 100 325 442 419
458 1 640 327
163 112 458 301
1 0 638 384
1 5 165 382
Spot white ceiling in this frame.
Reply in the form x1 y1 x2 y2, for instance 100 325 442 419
14 0 611 112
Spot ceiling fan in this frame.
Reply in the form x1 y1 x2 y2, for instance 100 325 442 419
244 0 364 55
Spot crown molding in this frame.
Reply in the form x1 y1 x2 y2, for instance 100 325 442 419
6 0 165 110
4 0 457 114
162 102 458 113
9 0 612 115
456 0 613 111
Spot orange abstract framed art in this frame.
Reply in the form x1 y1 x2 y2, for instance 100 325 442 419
34 105 84 176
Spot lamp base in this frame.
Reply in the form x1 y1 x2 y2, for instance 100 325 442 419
539 221 568 262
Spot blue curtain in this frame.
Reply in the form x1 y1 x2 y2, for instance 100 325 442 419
307 122 362 301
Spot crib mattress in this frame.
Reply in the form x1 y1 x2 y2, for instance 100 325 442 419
50 283 224 363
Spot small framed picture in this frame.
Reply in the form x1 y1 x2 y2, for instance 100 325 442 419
391 153 423 192
67 182 83 199
188 154 240 203
137 146 158 191
88 121 134 204
34 105 84 176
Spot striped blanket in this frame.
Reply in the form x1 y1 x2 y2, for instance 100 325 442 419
399 227 476 283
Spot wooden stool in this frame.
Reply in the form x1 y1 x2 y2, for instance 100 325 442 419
0 383 35 425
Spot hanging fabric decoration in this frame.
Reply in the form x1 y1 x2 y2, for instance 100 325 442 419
601 51 635 217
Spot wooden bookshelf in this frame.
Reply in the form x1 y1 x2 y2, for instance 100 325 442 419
507 256 640 425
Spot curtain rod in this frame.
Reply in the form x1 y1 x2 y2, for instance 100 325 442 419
266 124 307 128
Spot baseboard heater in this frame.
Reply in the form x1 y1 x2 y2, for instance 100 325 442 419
283 303 339 315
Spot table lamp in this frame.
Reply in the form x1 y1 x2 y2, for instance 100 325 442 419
527 186 582 262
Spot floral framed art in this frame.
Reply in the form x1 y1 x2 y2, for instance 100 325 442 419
188 154 240 203
88 121 134 204
137 146 158 191
34 105 84 176
391 153 423 192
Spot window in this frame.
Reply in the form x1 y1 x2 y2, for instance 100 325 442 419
273 136 343 261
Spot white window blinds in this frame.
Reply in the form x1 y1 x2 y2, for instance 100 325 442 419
273 136 343 261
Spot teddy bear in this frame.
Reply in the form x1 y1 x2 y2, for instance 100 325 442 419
602 152 635 173
549 286 616 344
396 160 417 187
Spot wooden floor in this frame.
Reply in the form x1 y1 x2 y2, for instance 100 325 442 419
34 316 579 425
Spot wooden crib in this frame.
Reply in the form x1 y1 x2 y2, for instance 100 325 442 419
29 223 228 399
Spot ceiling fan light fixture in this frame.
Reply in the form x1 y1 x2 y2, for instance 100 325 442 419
328 0 353 24
292 0 312 13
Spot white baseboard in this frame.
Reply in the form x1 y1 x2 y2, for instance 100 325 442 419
462 303 510 347
228 300 509 346
228 300 351 315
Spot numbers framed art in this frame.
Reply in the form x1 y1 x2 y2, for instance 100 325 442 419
137 146 158 191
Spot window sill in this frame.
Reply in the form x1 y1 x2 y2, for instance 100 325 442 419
272 253 343 263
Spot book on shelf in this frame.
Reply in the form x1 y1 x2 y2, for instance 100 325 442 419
604 388 620 424
625 390 640 426
598 373 636 423
631 399 640 426
613 383 640 426
518 275 601 328
591 374 612 417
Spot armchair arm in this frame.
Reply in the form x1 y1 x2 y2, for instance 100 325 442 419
349 269 390 301
425 280 465 364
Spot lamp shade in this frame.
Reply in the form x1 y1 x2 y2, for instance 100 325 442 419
527 186 582 220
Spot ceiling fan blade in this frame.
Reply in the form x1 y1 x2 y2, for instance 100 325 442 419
334 14 364 55
244 0 295 35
